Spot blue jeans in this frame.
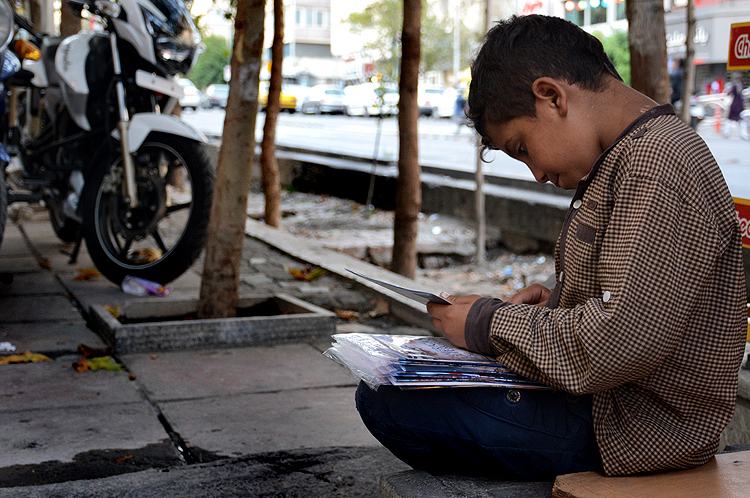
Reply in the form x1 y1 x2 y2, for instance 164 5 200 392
355 381 602 480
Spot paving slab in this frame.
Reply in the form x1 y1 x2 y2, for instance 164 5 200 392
0 402 171 467
0 355 142 411
159 386 377 457
0 272 65 296
0 255 39 275
0 224 31 258
0 446 410 498
0 295 82 323
123 343 356 401
0 320 104 356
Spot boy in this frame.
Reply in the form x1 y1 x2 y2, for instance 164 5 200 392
356 15 746 479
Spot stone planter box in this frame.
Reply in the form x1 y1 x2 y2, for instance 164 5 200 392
89 294 337 354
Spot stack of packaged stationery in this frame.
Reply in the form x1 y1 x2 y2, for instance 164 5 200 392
324 333 550 390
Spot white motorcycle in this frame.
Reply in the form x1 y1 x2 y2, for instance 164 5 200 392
2 0 213 285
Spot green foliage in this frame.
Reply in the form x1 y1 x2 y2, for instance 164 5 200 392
188 35 231 89
594 29 630 87
345 0 482 80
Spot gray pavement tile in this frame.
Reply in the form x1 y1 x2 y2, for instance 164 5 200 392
0 224 29 258
0 295 82 323
122 343 356 401
0 255 40 275
159 386 377 457
0 355 143 412
0 402 170 466
0 272 65 296
0 320 106 356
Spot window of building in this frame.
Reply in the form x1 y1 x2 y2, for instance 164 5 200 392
616 0 626 20
590 0 607 24
564 0 585 25
295 8 301 25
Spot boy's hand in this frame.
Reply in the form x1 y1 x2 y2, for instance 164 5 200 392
503 283 551 307
426 293 483 349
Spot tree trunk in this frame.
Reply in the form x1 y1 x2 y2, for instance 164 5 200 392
60 2 81 36
260 0 284 229
626 0 670 104
680 0 696 125
197 0 265 319
391 0 422 279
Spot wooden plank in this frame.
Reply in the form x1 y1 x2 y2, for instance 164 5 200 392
552 450 750 498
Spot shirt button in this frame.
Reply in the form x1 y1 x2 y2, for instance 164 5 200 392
506 389 521 404
573 199 582 209
603 290 611 302
559 271 564 283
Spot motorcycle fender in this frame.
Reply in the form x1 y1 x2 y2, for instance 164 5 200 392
114 113 208 153
22 58 47 87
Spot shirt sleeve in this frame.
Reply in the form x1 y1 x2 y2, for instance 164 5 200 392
486 170 730 394
464 297 506 356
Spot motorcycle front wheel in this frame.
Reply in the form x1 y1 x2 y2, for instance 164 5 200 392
81 134 214 285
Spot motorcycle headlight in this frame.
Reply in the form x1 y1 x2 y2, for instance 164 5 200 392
0 0 14 53
143 8 201 76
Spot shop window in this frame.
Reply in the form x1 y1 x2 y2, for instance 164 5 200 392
563 0 585 25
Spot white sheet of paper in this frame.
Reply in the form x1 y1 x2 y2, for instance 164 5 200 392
345 268 452 305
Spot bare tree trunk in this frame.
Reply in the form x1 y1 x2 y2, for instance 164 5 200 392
197 0 265 319
627 0 670 104
260 0 283 228
60 2 80 36
391 0 421 279
680 0 696 125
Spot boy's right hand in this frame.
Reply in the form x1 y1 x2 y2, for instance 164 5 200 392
503 283 551 307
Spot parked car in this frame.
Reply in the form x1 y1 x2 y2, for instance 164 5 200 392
301 85 347 114
344 82 399 116
203 84 229 108
259 81 297 113
178 78 202 111
418 85 457 118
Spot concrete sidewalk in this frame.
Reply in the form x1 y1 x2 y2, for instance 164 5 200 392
0 210 427 496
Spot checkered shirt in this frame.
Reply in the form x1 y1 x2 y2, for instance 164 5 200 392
487 105 747 476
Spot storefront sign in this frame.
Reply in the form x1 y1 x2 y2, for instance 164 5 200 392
728 23 750 70
735 198 750 249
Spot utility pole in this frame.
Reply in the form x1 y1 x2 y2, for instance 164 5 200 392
680 0 696 126
453 0 460 84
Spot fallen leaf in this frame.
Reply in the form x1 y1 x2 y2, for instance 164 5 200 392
104 305 123 319
115 455 134 462
78 343 109 358
286 265 326 282
39 258 51 269
75 267 101 280
73 356 123 373
335 309 360 322
0 351 52 365
129 248 162 264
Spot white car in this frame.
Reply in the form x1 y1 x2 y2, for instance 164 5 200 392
344 82 399 116
301 85 347 114
418 85 457 118
178 78 202 111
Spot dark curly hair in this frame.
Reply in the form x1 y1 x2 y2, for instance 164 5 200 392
467 15 622 158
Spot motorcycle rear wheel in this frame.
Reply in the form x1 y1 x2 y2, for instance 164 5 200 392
81 134 214 285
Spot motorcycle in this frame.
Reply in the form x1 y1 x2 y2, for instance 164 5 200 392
0 0 214 285
0 0 19 251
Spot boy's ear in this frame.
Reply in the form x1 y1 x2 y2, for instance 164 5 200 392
531 77 568 117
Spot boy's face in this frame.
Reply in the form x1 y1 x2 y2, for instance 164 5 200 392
484 108 600 190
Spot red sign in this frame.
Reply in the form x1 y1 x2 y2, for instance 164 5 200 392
736 198 750 249
728 23 750 70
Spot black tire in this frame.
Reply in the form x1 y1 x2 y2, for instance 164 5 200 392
81 134 214 285
0 164 7 251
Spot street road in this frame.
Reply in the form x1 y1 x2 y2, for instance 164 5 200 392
181 108 750 199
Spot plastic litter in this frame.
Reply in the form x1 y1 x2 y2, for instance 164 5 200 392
0 342 16 352
121 276 172 297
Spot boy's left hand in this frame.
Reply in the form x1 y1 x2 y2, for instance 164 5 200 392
426 293 483 349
